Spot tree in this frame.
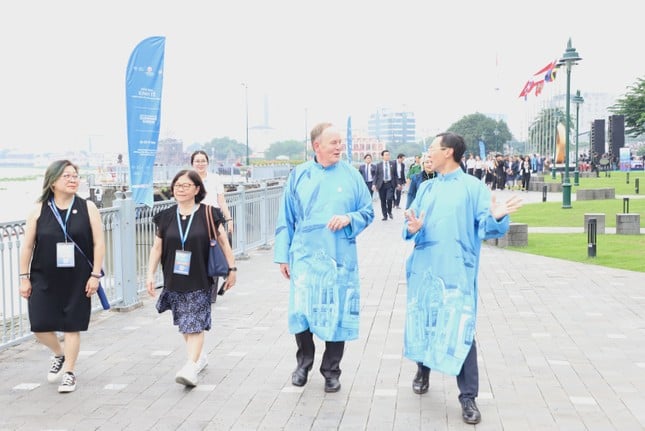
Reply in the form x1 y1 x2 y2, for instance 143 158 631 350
200 137 247 163
610 76 645 137
386 142 425 158
637 146 645 158
447 113 513 155
265 140 307 160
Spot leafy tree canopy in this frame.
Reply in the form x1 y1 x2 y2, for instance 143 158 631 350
610 76 645 137
265 140 307 160
193 137 247 163
446 113 513 155
384 142 425 159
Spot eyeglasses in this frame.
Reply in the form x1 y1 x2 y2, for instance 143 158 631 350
173 183 195 190
61 174 79 182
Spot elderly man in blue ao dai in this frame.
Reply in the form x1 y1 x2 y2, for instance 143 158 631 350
403 132 522 425
274 122 374 393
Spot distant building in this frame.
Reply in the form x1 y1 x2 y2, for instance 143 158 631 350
341 130 385 164
367 108 416 147
553 91 616 139
156 138 184 166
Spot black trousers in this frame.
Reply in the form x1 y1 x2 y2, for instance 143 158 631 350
378 182 394 217
295 329 345 378
522 173 531 190
365 181 373 197
394 184 402 207
416 339 479 400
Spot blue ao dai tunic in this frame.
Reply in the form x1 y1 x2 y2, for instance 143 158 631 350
274 159 374 341
403 169 509 375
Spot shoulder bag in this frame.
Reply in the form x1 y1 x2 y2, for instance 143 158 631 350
204 205 229 277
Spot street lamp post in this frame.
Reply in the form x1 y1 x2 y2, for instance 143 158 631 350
572 90 584 186
557 38 582 209
241 83 249 168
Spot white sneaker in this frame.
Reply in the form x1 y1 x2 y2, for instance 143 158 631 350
47 355 65 383
175 361 198 387
58 372 76 393
196 354 208 374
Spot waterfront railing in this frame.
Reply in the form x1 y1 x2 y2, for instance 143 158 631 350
0 182 285 350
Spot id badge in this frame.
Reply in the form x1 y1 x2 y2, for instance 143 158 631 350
56 242 75 267
173 250 192 275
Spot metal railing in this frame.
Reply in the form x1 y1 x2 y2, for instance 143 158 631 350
0 182 285 350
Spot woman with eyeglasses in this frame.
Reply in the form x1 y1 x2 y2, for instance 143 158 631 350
190 150 233 235
146 169 237 387
191 150 234 303
19 160 105 393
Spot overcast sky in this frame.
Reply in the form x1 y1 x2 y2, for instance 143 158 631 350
1 0 642 154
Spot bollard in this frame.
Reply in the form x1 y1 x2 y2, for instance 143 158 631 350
587 218 597 258
542 184 547 202
623 197 629 214
636 178 640 194
626 172 629 184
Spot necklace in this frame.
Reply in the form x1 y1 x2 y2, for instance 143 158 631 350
178 203 196 220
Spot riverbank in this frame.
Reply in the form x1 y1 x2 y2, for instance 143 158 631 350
0 169 90 221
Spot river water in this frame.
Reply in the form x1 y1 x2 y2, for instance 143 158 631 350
0 167 91 222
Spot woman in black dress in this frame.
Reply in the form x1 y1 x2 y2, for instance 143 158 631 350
19 160 105 393
146 169 237 387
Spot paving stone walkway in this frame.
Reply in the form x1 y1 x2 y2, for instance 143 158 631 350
1 190 643 430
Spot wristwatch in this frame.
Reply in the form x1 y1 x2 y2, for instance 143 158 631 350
228 267 237 273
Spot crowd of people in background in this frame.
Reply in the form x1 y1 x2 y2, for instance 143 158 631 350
360 150 550 198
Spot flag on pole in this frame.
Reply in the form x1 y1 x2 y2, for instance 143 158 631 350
125 36 165 207
346 116 353 162
518 58 559 99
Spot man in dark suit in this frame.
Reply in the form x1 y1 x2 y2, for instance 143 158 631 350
358 154 376 197
373 149 397 221
394 153 406 209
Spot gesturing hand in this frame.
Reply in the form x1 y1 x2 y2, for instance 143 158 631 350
404 208 425 234
490 194 523 220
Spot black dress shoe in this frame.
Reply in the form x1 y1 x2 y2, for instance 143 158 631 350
291 368 308 387
460 398 481 424
324 377 341 393
412 367 429 394
382 217 388 221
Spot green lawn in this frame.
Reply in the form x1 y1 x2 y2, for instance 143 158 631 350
512 199 645 227
507 233 645 273
543 170 644 195
507 172 644 272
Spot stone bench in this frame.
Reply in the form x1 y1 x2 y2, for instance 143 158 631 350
616 213 641 235
529 181 562 193
488 223 528 248
576 188 615 200
584 213 605 234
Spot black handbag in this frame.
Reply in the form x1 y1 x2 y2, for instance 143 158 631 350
204 205 229 277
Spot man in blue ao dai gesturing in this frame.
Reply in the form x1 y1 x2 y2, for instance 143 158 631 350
403 132 522 424
274 122 374 393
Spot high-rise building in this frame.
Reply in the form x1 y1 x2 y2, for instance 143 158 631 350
367 108 416 147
